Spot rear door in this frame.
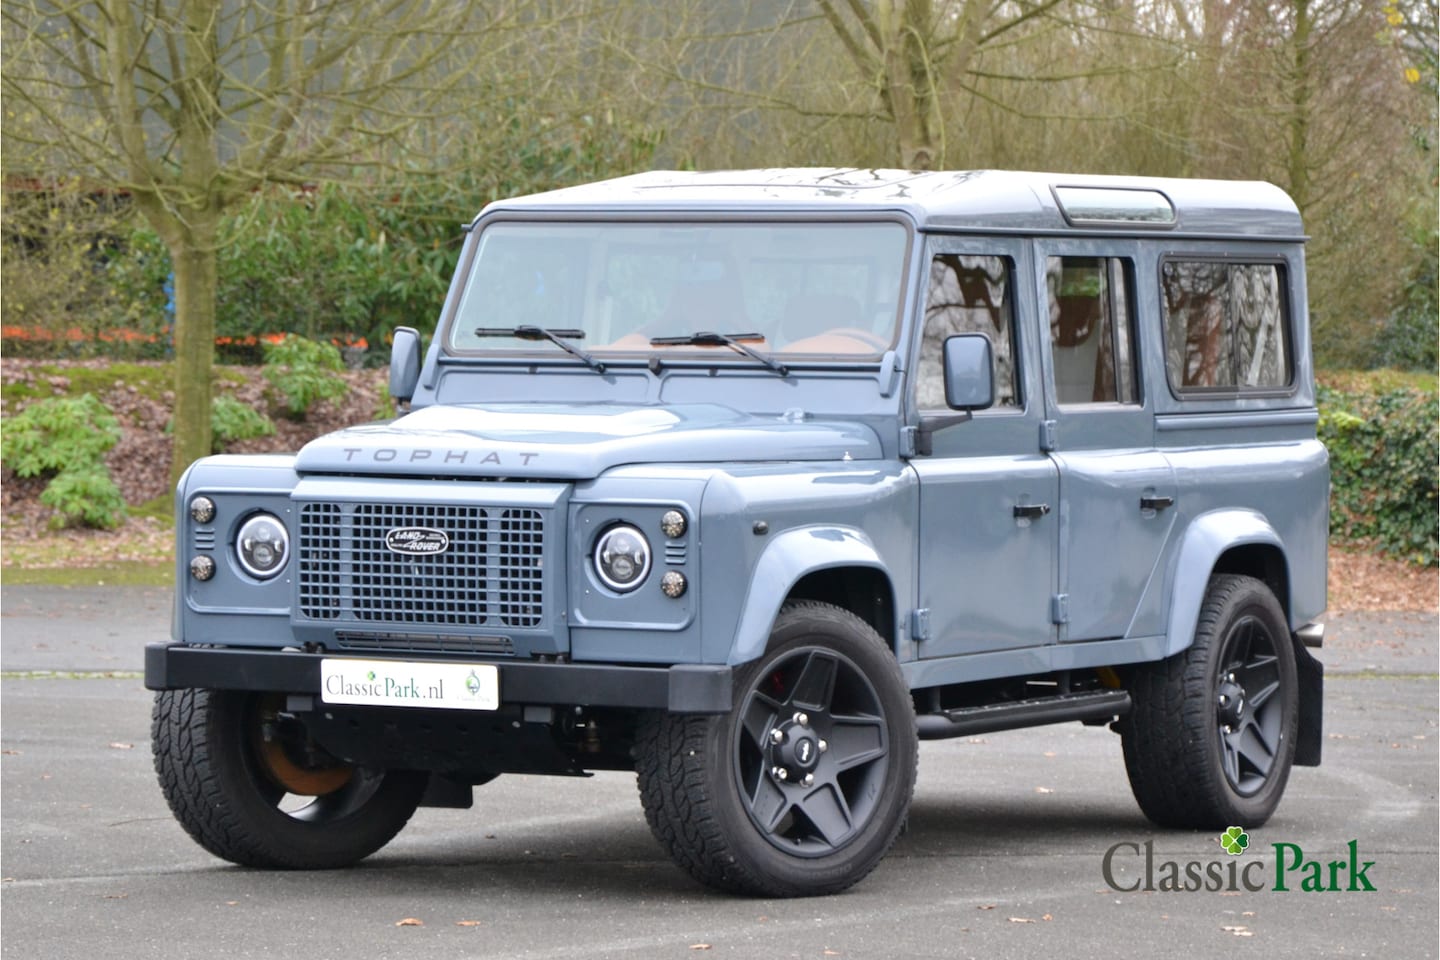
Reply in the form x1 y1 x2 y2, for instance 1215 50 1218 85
1033 240 1176 642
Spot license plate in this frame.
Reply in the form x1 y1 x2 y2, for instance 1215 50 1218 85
319 658 499 711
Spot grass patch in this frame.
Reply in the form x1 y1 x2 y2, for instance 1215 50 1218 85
0 561 172 587
132 493 175 522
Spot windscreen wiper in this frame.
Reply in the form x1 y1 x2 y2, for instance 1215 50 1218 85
473 325 606 373
648 331 788 377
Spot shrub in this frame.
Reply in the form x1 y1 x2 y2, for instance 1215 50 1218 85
211 395 276 451
38 466 127 530
1 394 128 530
262 334 348 418
1318 380 1438 566
1 394 122 477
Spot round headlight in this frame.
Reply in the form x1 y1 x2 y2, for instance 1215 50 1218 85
594 524 651 592
236 512 289 579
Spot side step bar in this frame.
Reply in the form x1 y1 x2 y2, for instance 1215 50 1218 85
915 690 1132 741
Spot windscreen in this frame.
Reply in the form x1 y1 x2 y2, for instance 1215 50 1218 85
445 221 910 359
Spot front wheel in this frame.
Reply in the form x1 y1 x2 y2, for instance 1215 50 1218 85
636 601 917 897
152 688 425 869
1121 574 1299 829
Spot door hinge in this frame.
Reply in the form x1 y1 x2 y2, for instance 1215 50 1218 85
910 608 931 642
1050 593 1069 624
1040 419 1057 452
899 425 918 458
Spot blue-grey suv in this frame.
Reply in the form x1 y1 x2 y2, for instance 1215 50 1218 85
147 169 1328 897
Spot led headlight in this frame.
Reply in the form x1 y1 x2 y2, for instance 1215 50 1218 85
594 524 650 592
236 512 289 579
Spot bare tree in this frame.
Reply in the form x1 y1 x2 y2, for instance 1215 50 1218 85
814 0 1076 168
1 1 532 482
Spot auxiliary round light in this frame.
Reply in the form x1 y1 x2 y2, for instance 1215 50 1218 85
660 510 687 539
236 513 289 579
190 555 216 581
190 496 216 524
594 524 651 592
660 570 687 599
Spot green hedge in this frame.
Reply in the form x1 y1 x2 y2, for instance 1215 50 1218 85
1318 375 1438 566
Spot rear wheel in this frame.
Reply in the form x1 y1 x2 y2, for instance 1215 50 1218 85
637 601 917 897
152 689 425 868
1122 574 1298 828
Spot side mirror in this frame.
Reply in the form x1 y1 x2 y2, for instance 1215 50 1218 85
942 333 994 410
913 334 994 457
389 327 422 404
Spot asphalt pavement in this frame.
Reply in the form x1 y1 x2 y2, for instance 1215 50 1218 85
2 585 1436 959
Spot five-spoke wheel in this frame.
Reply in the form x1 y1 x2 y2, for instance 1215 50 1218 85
637 601 916 897
735 646 892 856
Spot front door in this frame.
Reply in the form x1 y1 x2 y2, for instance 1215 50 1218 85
912 236 1059 659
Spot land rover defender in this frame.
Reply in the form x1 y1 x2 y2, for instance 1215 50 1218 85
147 169 1327 897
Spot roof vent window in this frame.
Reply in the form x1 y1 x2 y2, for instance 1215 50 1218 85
1054 186 1176 226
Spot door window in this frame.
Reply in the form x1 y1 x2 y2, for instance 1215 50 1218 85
918 254 1019 409
1045 257 1137 405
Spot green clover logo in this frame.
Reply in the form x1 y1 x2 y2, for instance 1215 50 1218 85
1221 826 1249 856
366 670 376 681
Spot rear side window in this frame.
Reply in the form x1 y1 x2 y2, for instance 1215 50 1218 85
1161 261 1291 393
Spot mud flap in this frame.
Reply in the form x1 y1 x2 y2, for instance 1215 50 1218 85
1293 639 1324 767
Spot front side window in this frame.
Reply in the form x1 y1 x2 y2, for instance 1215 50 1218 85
1045 256 1137 405
1161 261 1291 392
445 221 909 359
917 254 1019 409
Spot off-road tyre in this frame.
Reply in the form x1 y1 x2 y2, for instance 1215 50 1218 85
152 688 425 869
1122 574 1298 829
636 601 917 897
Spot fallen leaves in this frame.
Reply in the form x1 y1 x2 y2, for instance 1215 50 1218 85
108 742 133 750
1326 549 1438 612
688 944 712 951
394 918 424 927
455 920 483 927
1221 925 1253 937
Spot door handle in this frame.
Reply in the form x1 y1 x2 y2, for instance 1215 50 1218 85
1140 495 1175 512
1013 503 1051 520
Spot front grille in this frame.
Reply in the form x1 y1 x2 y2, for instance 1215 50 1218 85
297 502 546 629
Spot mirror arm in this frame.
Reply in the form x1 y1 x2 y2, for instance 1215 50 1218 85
914 410 973 456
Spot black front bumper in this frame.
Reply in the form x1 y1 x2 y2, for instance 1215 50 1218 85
144 642 733 714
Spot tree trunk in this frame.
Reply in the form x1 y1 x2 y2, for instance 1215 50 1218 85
1286 0 1312 216
167 217 219 485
